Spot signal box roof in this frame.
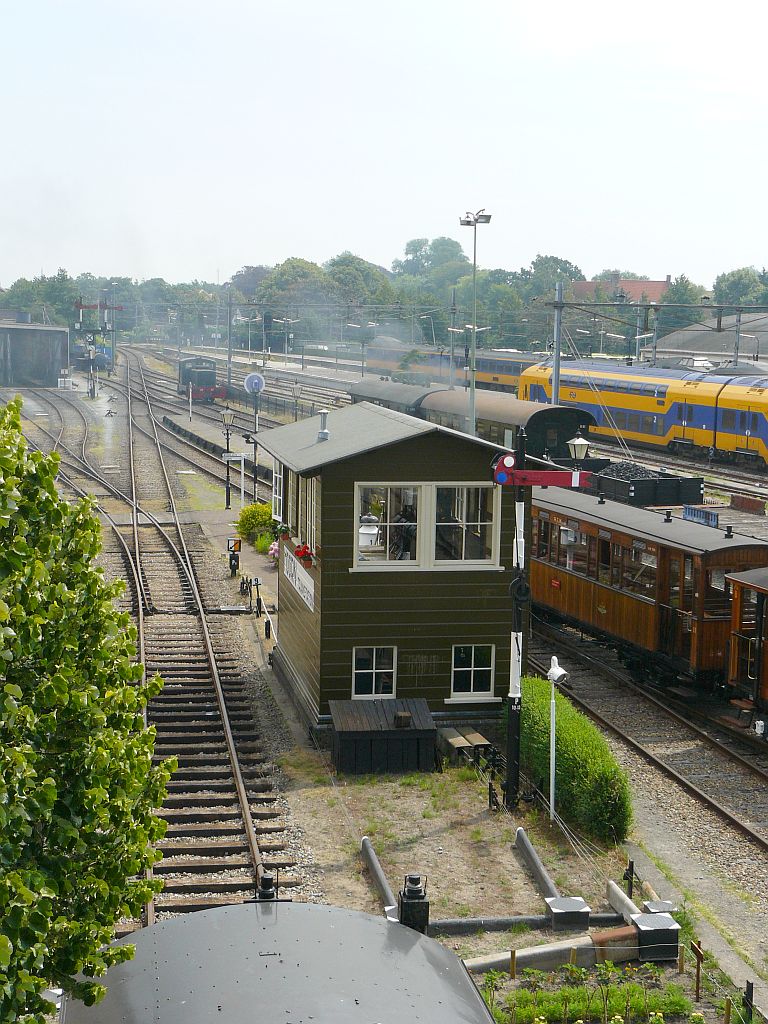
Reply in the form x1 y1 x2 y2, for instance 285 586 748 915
534 487 768 555
60 902 494 1024
257 401 501 474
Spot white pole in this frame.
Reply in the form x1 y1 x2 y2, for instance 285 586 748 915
508 496 526 700
549 677 556 821
239 457 245 509
188 381 192 422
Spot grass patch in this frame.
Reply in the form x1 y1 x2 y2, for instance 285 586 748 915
277 748 329 785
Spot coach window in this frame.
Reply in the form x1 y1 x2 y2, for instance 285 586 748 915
610 543 622 588
704 569 730 615
587 536 597 578
722 409 735 430
622 547 657 597
598 538 611 584
537 518 551 559
570 532 588 575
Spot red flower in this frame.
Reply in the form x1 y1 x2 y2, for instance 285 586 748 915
294 544 313 559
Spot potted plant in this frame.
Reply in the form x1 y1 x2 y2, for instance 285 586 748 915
276 523 291 541
294 543 314 568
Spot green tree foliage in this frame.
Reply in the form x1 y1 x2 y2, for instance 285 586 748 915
519 674 632 841
592 269 650 281
231 266 272 297
324 252 395 305
713 266 764 306
657 275 707 332
0 398 173 1021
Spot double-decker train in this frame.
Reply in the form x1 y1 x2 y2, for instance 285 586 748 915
365 340 538 391
520 360 768 466
178 356 228 402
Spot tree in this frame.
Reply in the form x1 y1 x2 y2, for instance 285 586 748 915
0 398 172 1022
713 266 763 306
592 269 650 282
231 266 272 297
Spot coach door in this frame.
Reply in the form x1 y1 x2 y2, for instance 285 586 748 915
736 407 759 455
659 552 693 661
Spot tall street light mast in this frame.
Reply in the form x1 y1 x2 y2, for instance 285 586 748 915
459 208 491 436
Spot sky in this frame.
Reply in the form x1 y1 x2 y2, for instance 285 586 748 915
3 0 766 290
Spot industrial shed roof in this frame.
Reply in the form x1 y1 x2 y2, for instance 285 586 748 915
257 401 501 474
534 488 768 555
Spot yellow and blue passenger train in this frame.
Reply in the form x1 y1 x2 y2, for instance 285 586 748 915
520 361 768 465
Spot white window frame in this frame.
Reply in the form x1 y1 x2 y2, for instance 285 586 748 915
352 481 501 572
352 645 397 699
272 459 284 522
306 476 317 554
448 643 496 702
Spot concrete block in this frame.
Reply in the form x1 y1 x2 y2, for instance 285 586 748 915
642 899 678 915
606 879 641 924
437 728 472 764
545 896 591 931
465 935 595 975
631 913 680 961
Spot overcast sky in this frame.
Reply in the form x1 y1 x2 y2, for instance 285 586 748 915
3 0 765 290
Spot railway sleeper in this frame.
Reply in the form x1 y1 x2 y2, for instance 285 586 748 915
168 766 270 781
166 779 271 794
162 822 285 838
158 807 279 824
154 753 267 767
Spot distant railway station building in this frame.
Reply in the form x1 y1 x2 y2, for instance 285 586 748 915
258 402 519 729
0 315 68 387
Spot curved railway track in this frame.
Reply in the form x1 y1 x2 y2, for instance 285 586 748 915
6 365 298 928
528 622 768 853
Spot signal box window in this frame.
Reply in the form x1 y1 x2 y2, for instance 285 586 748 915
434 486 493 561
357 485 419 563
451 644 494 697
352 646 396 698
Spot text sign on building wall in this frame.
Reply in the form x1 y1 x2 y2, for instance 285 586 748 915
283 549 315 611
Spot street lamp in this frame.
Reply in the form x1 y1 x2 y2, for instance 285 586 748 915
221 405 235 510
567 431 590 465
419 314 436 347
460 207 491 436
291 380 303 421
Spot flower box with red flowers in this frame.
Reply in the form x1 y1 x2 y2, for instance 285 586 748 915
294 543 314 567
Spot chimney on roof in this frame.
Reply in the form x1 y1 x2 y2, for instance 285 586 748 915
666 275 671 284
317 409 330 442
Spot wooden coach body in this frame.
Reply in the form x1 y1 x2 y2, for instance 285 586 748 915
531 489 768 686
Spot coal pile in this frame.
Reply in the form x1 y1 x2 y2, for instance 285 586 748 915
598 461 661 481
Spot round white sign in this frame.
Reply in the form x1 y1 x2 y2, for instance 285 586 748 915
243 372 266 395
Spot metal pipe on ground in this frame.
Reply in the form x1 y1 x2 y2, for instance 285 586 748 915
606 879 641 925
515 827 560 900
429 912 624 937
464 924 642 975
360 836 397 920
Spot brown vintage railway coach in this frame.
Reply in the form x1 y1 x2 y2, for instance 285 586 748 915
531 488 768 687
726 568 768 713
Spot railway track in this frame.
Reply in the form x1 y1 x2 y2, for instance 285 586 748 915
528 622 768 852
6 365 299 927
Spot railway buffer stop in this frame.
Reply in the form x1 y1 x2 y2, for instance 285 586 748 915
59 902 495 1023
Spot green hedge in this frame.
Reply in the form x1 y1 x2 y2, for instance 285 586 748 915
236 503 274 542
520 675 632 841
